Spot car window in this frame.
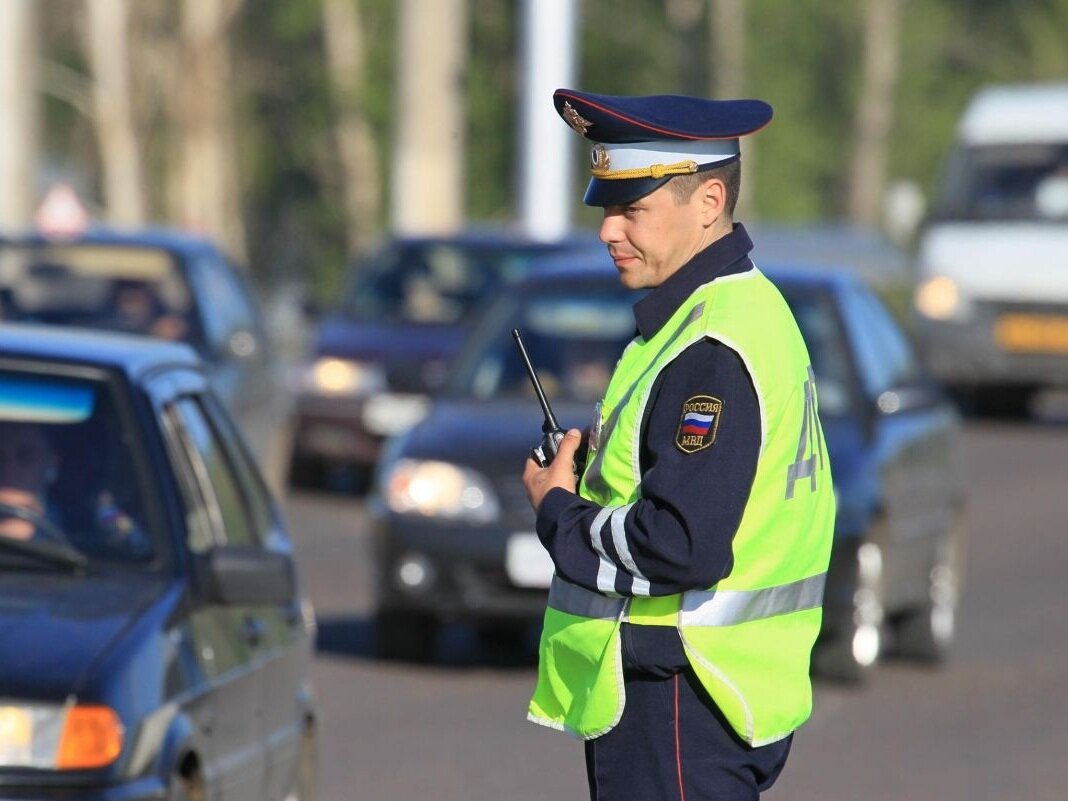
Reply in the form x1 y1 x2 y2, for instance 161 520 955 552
341 241 574 325
776 284 858 418
0 368 158 565
164 397 258 548
200 393 276 543
187 254 260 354
0 242 200 348
451 285 638 403
837 285 922 398
935 142 1068 222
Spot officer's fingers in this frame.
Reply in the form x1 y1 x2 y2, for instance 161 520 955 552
557 429 581 454
550 429 582 470
522 456 541 483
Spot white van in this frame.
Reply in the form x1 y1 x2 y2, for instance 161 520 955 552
914 82 1068 414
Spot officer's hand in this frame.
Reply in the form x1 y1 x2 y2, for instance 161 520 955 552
522 428 581 512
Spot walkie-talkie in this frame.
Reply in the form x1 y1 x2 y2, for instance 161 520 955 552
512 328 566 467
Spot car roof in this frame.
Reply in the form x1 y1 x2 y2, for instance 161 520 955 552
0 226 223 257
505 255 862 295
958 82 1068 145
0 323 200 380
363 227 601 251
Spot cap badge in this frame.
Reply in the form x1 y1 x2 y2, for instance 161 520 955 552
562 101 593 135
591 144 611 172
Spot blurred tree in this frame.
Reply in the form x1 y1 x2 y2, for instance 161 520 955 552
708 0 752 217
392 0 468 234
85 0 146 225
847 0 903 226
174 0 247 262
0 0 39 228
322 0 381 254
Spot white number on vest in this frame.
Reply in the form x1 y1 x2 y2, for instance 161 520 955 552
785 366 821 499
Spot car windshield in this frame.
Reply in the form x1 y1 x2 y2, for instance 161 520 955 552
0 242 200 347
935 142 1068 222
776 282 857 418
0 368 160 569
451 283 639 403
340 240 581 325
451 276 856 415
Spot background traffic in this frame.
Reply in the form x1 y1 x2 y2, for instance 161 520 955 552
3 3 1068 800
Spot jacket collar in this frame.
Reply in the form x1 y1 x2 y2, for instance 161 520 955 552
633 222 754 340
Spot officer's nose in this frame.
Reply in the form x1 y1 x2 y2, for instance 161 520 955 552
599 208 625 245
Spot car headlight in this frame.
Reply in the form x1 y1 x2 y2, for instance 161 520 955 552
384 459 500 523
0 703 123 770
303 357 386 397
915 275 970 321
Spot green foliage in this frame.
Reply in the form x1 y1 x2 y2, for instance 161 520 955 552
32 0 1068 298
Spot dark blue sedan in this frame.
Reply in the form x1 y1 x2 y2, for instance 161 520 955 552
288 229 601 490
0 325 315 799
369 261 967 679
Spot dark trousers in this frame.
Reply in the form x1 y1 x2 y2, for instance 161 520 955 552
584 669 792 801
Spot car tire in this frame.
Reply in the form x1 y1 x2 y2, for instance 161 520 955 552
812 540 885 683
374 609 438 662
168 771 205 801
892 508 965 663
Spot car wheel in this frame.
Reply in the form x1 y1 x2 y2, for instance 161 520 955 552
892 508 965 663
168 771 205 801
284 721 317 801
812 540 884 683
374 609 438 662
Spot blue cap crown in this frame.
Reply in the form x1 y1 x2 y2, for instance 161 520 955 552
553 89 773 206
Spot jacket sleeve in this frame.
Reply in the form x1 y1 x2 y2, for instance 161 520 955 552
535 338 761 596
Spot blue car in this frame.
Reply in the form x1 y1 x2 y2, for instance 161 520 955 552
289 229 601 490
370 260 967 678
0 227 293 496
0 325 315 799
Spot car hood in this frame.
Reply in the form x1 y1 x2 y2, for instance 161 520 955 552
315 316 468 362
399 397 600 472
919 222 1068 302
0 571 167 699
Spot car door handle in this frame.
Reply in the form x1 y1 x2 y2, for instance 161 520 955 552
242 615 266 647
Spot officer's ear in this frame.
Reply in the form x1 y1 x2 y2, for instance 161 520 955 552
698 176 728 227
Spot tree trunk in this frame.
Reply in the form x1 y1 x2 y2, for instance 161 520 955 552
0 0 38 229
175 0 247 262
391 0 467 235
322 0 381 254
708 0 752 218
848 0 903 227
85 0 145 225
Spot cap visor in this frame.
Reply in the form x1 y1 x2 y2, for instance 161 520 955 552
583 176 671 207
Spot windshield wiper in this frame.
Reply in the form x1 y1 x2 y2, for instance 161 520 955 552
0 535 89 572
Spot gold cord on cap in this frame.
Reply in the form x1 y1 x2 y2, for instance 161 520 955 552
591 160 699 180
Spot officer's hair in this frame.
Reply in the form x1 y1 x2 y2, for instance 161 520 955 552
668 159 741 216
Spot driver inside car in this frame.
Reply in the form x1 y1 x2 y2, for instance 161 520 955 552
0 420 151 559
0 422 59 541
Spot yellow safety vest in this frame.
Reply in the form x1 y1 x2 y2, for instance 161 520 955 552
528 268 835 746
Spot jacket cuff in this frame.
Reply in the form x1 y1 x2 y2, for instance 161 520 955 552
535 487 581 546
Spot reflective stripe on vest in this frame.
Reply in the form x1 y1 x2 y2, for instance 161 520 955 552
583 302 706 498
548 572 826 628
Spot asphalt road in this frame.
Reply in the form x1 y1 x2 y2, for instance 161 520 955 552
284 419 1068 801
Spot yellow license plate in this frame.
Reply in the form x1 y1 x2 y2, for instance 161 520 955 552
993 314 1068 354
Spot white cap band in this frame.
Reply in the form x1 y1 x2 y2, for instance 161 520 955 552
593 138 740 175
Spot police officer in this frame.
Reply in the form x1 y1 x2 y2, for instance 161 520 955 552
522 89 836 800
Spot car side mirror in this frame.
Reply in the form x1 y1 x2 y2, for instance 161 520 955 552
875 382 941 416
225 329 259 360
196 546 296 605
